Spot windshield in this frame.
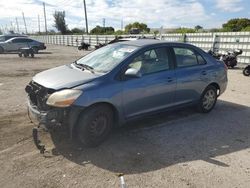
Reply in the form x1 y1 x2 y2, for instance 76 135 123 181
75 43 138 73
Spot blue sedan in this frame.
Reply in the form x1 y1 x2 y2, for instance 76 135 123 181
26 40 227 148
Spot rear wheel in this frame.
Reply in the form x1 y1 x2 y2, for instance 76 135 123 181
76 105 114 147
197 85 217 113
243 67 250 76
32 47 39 54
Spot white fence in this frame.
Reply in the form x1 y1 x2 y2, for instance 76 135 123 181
32 32 250 64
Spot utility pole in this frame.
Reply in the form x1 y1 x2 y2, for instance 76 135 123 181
16 17 20 33
121 19 123 31
38 14 41 34
43 2 48 34
103 18 105 28
83 0 88 34
10 21 14 31
22 12 28 34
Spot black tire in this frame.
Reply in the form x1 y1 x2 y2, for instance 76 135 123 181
0 47 4 53
197 85 217 113
32 47 39 54
31 53 34 58
76 105 114 147
78 46 82 50
24 52 28 57
18 53 22 57
243 67 250 76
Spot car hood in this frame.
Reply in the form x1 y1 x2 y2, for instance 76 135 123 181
33 64 100 90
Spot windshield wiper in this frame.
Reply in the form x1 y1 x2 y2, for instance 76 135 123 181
73 61 95 73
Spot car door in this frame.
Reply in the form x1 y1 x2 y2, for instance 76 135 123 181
171 46 209 105
3 39 15 51
122 46 176 118
6 38 27 51
25 38 35 48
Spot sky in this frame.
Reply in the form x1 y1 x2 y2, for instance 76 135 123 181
0 0 249 33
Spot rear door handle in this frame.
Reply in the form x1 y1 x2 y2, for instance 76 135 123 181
167 77 173 82
201 70 207 75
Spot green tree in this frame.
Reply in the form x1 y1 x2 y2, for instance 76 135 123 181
195 25 203 31
53 11 68 34
71 28 85 34
222 18 250 32
242 26 250 31
124 22 150 33
114 30 125 35
90 25 115 35
169 27 195 34
209 28 222 32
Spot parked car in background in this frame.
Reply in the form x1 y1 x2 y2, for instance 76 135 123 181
0 34 27 42
0 37 46 53
26 40 227 149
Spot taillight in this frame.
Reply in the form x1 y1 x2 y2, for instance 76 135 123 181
221 60 228 70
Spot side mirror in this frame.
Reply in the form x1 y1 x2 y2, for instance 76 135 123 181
124 68 142 78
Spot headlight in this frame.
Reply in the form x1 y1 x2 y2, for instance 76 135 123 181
46 89 82 107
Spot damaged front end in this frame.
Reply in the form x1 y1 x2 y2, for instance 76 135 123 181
25 81 69 153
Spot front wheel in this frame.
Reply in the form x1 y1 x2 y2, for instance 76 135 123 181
76 105 114 147
197 85 217 113
243 67 250 76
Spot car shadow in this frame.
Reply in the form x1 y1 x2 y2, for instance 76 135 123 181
50 100 250 174
38 52 52 54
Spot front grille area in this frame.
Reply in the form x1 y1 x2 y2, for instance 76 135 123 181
25 81 55 111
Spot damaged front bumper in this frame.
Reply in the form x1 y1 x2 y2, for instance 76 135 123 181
28 100 65 153
27 100 65 128
27 100 83 153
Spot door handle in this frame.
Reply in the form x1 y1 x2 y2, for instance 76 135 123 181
167 77 173 82
201 70 207 75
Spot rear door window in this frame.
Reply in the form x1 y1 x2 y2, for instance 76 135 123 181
173 47 207 67
173 47 198 68
24 39 33 42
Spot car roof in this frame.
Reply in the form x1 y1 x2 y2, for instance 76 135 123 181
119 39 194 48
6 37 32 41
10 37 30 39
0 34 27 37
